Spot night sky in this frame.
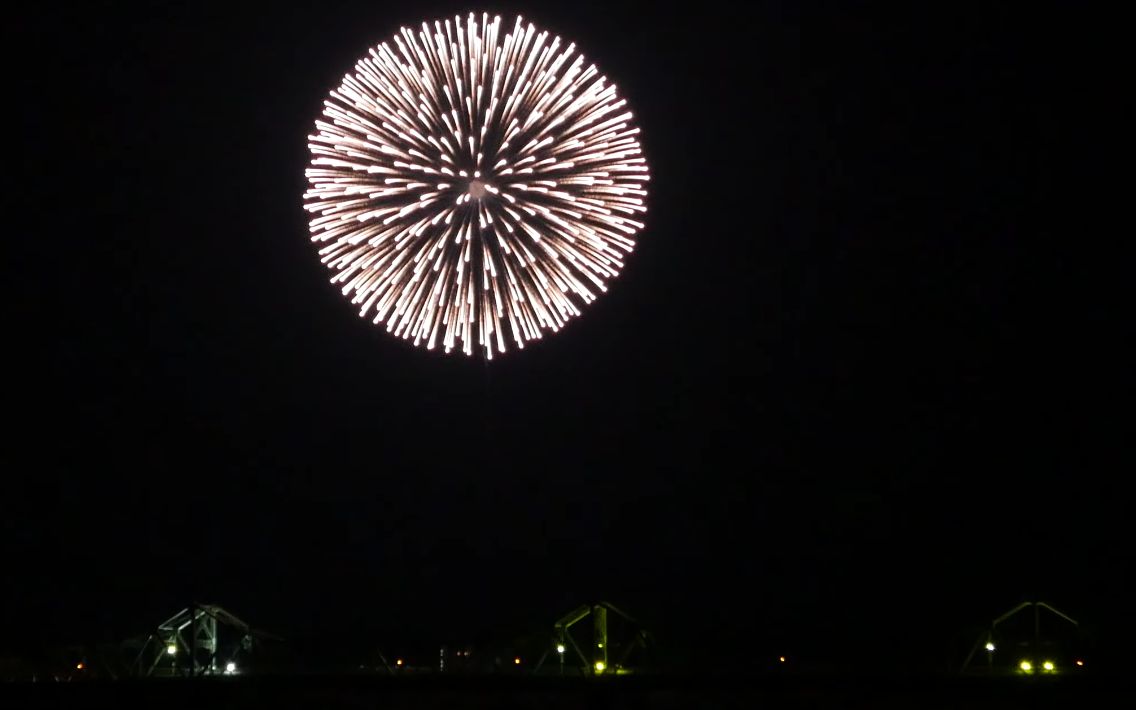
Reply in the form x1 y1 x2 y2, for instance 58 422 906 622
6 1 1124 673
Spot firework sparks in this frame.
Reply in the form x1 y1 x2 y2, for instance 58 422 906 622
304 13 649 358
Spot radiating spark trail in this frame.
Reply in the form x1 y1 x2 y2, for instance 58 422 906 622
304 13 649 358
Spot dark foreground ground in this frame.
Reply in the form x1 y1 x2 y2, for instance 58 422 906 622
1 674 1128 709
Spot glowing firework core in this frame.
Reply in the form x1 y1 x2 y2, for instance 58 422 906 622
304 13 649 357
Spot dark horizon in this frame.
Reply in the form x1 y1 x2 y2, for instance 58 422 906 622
5 0 1124 678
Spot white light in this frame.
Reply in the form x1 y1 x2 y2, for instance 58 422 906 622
985 642 995 652
556 644 565 654
225 661 237 674
166 644 177 656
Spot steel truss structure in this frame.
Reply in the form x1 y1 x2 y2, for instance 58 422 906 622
132 603 277 677
962 600 1081 674
533 601 651 675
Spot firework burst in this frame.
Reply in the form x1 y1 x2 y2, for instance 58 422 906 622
304 13 649 357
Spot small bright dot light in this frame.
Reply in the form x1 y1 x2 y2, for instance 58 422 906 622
76 663 84 670
594 661 605 673
1043 661 1055 671
225 661 236 674
396 659 403 666
514 657 521 665
167 644 177 656
556 644 565 654
1076 660 1084 667
779 656 786 663
985 642 996 652
1019 660 1032 672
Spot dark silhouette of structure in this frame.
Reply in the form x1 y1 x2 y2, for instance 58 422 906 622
130 603 279 677
533 602 652 675
962 601 1084 675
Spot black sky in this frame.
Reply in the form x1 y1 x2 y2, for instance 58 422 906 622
5 1 1125 672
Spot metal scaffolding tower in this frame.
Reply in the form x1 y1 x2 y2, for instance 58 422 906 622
533 601 651 676
961 600 1081 674
132 603 277 677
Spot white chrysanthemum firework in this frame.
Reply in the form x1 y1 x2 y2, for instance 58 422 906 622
304 13 649 358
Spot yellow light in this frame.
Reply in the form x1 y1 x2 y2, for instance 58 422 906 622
76 663 84 670
1076 660 1084 667
514 657 521 665
594 661 605 673
1043 661 1055 671
779 656 786 663
1019 660 1032 672
396 659 403 666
